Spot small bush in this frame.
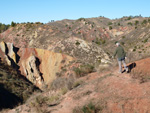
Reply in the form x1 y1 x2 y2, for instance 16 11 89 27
127 22 132 26
108 22 112 25
11 21 16 27
95 38 106 45
122 36 126 39
101 40 106 44
30 96 49 113
61 87 68 95
75 41 80 46
73 102 103 113
148 19 150 23
82 103 95 113
142 20 147 25
30 94 60 113
133 48 136 52
73 64 94 77
127 16 132 20
78 31 81 34
121 42 125 45
135 20 139 26
78 18 85 21
73 80 83 88
109 26 112 30
143 38 148 43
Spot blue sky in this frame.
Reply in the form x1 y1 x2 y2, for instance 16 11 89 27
0 0 150 24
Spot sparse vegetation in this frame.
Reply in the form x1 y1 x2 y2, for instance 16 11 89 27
143 38 148 43
127 22 132 26
108 22 112 25
94 38 106 45
141 19 147 25
73 102 103 113
77 18 86 21
122 36 126 39
73 64 94 77
109 26 112 30
0 60 40 110
30 94 60 113
11 21 17 27
75 41 80 46
148 19 150 23
2 16 150 113
135 20 139 26
0 23 10 33
73 80 83 88
127 16 132 20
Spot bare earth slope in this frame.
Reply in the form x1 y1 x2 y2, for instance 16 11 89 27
0 59 40 111
4 58 150 113
1 16 150 113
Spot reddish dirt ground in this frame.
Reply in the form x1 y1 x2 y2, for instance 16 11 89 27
3 58 150 113
130 58 150 73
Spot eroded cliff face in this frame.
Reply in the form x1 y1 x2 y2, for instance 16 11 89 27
0 41 74 88
48 37 111 64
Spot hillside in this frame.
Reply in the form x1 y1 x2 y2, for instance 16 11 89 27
2 58 150 113
0 59 40 110
0 16 150 62
0 16 150 112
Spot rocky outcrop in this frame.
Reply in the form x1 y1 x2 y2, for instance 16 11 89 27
0 41 111 89
18 48 74 88
0 42 74 88
48 37 111 64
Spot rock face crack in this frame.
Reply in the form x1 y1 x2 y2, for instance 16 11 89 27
26 55 43 87
0 42 20 70
0 41 74 89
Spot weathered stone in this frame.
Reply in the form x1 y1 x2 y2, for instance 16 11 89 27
0 42 74 88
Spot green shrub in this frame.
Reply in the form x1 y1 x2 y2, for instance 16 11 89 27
135 20 139 26
77 18 85 21
108 22 112 25
73 64 94 77
138 51 142 53
122 36 126 39
142 20 147 25
121 42 125 45
73 102 103 113
75 41 80 46
61 87 68 95
127 16 132 20
109 26 112 30
143 38 148 43
73 80 83 88
133 48 136 52
82 102 95 113
78 31 81 34
101 40 106 44
0 23 10 33
95 38 106 45
127 22 132 26
11 21 16 27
